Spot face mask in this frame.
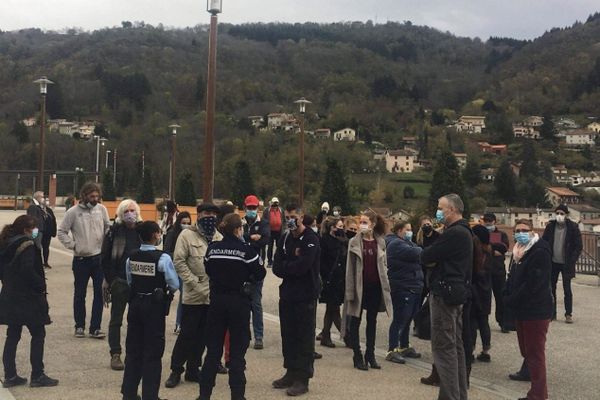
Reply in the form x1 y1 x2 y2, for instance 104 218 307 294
312 227 319 233
287 217 298 231
514 232 531 245
346 231 357 239
31 228 39 239
123 211 138 224
333 211 340 217
359 223 371 233
335 228 345 237
556 215 566 223
245 210 257 219
198 216 217 238
86 201 98 209
44 198 49 205
404 231 413 241
485 224 495 232
422 225 433 235
435 209 445 224
156 236 163 247
181 224 192 230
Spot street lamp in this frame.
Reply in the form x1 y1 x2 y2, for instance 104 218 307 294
203 0 222 203
33 76 54 192
105 149 112 169
74 167 84 193
294 97 311 208
168 124 181 200
93 135 107 182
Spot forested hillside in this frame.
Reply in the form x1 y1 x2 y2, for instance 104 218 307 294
0 15 599 211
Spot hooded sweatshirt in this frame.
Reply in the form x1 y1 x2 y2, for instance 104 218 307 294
57 203 110 257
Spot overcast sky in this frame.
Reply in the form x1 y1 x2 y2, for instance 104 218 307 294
1 0 598 39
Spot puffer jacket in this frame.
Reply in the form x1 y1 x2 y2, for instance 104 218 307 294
385 234 424 293
173 226 222 305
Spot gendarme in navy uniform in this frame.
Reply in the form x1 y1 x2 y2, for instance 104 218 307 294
120 221 179 400
199 213 266 400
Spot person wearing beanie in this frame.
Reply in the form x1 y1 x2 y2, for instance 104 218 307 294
242 195 271 350
470 225 494 363
316 202 330 226
541 204 582 323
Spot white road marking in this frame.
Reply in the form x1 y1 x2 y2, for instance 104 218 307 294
0 386 18 400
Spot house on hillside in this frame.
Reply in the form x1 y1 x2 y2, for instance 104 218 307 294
333 128 356 141
58 121 76 136
453 153 468 169
385 150 418 173
523 116 544 127
587 122 600 133
513 124 541 139
364 207 393 219
552 165 570 184
567 204 600 223
390 209 413 222
545 187 582 207
315 128 331 139
481 168 496 182
267 113 297 131
401 136 418 149
21 117 37 127
48 119 67 132
248 116 264 128
455 116 486 134
564 129 597 146
555 118 579 130
478 142 507 155
485 207 554 229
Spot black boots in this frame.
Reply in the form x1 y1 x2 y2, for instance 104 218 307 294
165 371 181 388
420 364 440 386
509 360 531 382
353 352 368 371
272 372 295 389
286 379 309 396
365 352 381 369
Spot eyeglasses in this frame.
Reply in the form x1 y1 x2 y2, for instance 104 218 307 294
514 229 530 233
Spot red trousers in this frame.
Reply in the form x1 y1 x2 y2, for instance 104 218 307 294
516 319 550 400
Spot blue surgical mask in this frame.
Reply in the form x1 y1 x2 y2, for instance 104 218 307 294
514 232 531 245
245 210 257 219
404 231 413 241
435 209 445 224
31 228 39 239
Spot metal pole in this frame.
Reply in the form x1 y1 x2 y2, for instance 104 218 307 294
105 150 110 169
203 13 218 203
142 151 145 177
169 134 177 200
299 114 305 208
38 94 47 192
14 173 20 211
113 149 117 188
95 136 100 183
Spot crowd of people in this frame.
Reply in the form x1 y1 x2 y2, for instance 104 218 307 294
0 183 584 400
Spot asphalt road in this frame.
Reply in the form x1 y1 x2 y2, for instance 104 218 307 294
1 210 598 400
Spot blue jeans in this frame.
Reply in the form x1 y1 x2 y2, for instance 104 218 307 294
251 279 264 340
72 255 104 332
388 289 421 351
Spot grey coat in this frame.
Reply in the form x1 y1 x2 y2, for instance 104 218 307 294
344 233 393 318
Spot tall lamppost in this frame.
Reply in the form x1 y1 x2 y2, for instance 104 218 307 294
113 149 117 188
105 149 111 169
33 76 54 192
203 0 222 203
93 135 107 182
168 124 181 200
294 97 311 208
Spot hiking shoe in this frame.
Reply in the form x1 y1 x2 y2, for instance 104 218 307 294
565 315 573 324
165 372 181 388
286 380 309 396
254 338 264 350
74 327 85 338
30 373 59 387
111 353 125 370
320 337 336 348
272 373 295 389
89 330 106 339
313 352 322 360
385 350 406 364
476 352 491 362
400 347 421 359
2 375 27 388
173 326 181 335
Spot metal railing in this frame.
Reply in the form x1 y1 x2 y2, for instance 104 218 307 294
576 232 600 275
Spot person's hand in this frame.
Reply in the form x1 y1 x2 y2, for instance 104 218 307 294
295 248 301 257
102 279 111 308
250 234 261 241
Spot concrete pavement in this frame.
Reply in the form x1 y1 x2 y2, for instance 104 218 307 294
1 210 598 400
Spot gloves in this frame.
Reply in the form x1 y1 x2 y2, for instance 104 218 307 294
102 278 111 308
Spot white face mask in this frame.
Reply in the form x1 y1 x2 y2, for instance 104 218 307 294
312 227 319 233
359 223 371 233
556 215 566 223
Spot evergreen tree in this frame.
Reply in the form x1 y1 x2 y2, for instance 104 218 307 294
46 81 65 119
137 167 155 204
539 115 557 140
463 156 481 187
428 149 468 215
231 160 255 208
403 185 415 199
487 112 513 144
494 159 517 204
10 121 29 144
519 141 539 178
176 172 197 206
320 158 354 214
101 169 116 201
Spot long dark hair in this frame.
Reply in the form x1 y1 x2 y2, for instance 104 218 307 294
0 215 36 246
173 211 192 232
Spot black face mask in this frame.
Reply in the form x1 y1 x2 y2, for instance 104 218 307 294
422 225 433 235
346 231 357 239
335 228 345 237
